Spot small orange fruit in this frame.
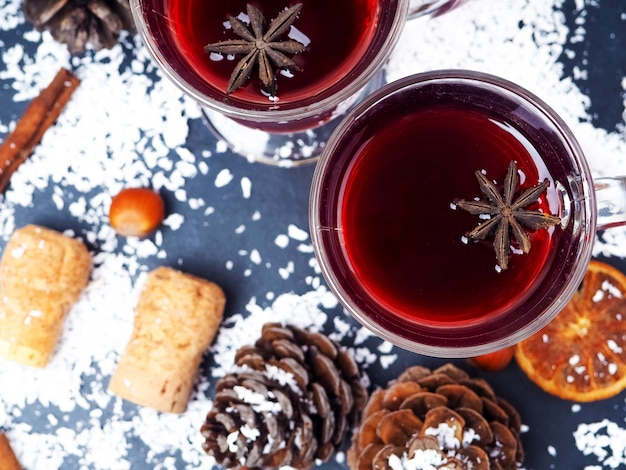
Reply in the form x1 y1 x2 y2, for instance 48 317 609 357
515 260 626 402
109 188 165 237
469 346 515 372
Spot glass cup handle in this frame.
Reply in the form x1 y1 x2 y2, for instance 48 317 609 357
408 0 467 20
595 177 626 230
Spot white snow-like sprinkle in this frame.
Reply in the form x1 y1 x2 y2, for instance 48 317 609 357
574 420 626 468
215 169 234 187
1 0 626 468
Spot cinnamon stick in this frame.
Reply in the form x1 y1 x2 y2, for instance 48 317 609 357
0 67 80 193
0 432 22 470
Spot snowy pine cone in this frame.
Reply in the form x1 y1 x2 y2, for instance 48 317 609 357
347 364 524 470
201 323 368 469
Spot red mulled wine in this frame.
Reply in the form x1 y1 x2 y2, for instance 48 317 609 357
341 106 557 324
168 0 379 105
310 72 592 356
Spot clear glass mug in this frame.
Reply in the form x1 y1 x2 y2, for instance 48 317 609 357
309 70 624 358
129 0 469 166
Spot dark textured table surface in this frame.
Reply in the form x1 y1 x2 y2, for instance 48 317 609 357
1 0 626 468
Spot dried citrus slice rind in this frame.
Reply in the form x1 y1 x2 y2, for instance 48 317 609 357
515 260 626 402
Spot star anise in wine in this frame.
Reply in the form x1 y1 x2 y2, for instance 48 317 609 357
454 161 561 270
205 3 306 96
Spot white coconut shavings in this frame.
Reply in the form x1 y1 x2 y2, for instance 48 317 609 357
389 450 447 470
379 354 398 370
0 9 222 468
0 39 203 266
387 424 482 469
210 288 335 379
232 385 282 413
279 260 295 279
0 0 19 26
424 423 460 450
239 424 261 442
354 326 378 345
275 234 290 248
215 168 234 187
241 176 252 198
607 339 623 354
287 223 309 241
0 0 625 468
601 280 623 299
574 419 626 468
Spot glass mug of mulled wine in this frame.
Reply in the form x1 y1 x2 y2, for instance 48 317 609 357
308 69 626 358
129 0 468 166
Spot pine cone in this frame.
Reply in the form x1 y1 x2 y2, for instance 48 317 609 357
200 323 368 470
23 0 136 55
348 364 524 470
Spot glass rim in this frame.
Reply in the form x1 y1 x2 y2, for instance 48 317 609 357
309 69 597 357
408 0 469 19
129 0 410 123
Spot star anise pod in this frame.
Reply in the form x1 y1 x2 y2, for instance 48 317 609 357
204 3 306 96
454 160 561 270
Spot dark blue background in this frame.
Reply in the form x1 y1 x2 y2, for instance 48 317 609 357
1 0 626 468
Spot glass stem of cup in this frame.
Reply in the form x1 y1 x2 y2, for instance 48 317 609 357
595 177 626 230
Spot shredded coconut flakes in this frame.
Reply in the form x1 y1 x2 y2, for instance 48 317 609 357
0 0 625 468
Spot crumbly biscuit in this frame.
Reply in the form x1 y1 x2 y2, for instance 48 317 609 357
108 266 226 413
0 225 91 367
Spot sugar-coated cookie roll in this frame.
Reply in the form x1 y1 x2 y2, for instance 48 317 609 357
0 432 21 470
108 267 226 413
0 225 91 367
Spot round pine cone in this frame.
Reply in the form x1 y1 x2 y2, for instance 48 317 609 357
201 323 368 470
23 0 136 54
348 364 524 470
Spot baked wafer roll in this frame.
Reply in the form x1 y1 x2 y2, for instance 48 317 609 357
0 225 91 367
0 432 21 470
108 266 226 413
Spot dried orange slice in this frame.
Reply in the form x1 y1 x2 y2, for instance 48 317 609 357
515 260 626 402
